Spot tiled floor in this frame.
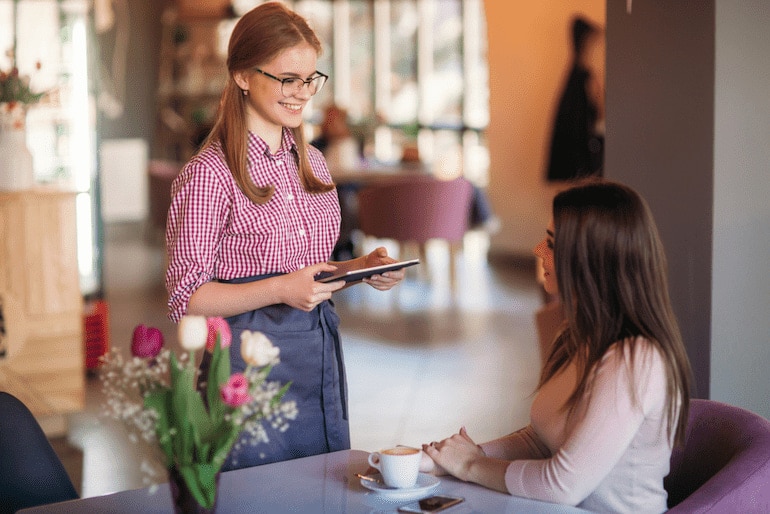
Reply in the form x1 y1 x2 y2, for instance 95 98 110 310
63 224 544 498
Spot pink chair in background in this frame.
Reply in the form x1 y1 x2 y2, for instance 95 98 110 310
356 176 474 290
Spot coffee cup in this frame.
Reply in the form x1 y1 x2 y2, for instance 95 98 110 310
367 446 422 488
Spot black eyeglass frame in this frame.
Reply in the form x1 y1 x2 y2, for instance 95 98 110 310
253 68 329 97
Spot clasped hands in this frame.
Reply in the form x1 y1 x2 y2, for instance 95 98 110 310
420 426 486 482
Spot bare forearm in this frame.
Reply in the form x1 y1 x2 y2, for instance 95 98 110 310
187 278 282 318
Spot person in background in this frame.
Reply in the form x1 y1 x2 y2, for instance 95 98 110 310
311 104 361 260
165 2 405 470
420 179 692 514
546 16 605 181
310 104 360 171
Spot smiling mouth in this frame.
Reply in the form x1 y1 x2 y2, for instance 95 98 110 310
280 102 302 112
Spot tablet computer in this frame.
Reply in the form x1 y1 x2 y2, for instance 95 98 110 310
314 259 420 283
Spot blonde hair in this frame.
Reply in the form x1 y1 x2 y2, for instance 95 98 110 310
201 1 334 204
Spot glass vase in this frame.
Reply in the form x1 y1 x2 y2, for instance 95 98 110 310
168 465 220 514
0 102 35 191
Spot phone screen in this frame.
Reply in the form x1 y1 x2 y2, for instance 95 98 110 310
397 495 464 513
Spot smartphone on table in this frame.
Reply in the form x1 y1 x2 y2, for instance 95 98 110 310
397 495 465 513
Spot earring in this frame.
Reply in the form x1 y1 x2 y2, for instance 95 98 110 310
242 89 249 96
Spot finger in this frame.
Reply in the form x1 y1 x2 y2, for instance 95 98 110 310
459 426 474 442
317 280 345 292
310 262 338 273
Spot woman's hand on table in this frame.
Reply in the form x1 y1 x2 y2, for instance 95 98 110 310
422 427 486 482
419 449 449 476
277 263 345 311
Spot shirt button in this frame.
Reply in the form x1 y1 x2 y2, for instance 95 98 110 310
287 193 294 200
298 229 306 236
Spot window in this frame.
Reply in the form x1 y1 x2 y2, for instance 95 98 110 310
1 0 100 295
231 0 490 183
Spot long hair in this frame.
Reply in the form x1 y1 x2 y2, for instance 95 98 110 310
539 179 692 445
201 1 334 205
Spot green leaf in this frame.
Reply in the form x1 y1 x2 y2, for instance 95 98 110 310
272 381 293 407
169 354 212 466
211 426 242 469
206 338 229 424
144 389 173 466
177 463 219 509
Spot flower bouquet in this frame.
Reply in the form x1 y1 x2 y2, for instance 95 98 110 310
100 315 297 512
1 60 47 130
0 65 46 105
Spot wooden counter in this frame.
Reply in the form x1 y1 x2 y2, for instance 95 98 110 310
0 188 84 436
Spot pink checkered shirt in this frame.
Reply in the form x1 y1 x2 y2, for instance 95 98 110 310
165 129 341 322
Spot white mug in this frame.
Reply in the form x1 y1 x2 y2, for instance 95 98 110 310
367 447 422 488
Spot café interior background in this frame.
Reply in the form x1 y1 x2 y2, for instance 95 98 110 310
2 0 769 498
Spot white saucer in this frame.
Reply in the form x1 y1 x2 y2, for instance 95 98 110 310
360 472 440 501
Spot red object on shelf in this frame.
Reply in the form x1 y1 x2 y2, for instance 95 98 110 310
84 300 110 370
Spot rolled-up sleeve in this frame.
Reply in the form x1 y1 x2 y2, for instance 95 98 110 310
165 161 230 322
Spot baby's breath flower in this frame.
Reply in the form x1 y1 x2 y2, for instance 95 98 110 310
98 316 296 504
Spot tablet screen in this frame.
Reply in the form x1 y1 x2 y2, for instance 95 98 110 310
315 259 420 283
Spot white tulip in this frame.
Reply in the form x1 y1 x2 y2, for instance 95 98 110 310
178 315 207 351
240 330 280 367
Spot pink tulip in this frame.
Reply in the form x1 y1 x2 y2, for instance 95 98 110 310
220 374 251 407
131 324 164 358
206 317 232 352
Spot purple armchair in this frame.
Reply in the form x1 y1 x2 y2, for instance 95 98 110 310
665 399 770 512
356 176 473 289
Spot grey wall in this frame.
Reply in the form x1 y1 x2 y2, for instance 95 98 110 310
605 1 715 400
711 0 770 418
606 0 770 419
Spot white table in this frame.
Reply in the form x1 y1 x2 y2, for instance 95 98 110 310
20 450 592 513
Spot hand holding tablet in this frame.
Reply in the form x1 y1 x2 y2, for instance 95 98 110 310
315 259 420 283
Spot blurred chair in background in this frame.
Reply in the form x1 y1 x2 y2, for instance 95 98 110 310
148 159 183 234
356 176 474 291
0 392 79 513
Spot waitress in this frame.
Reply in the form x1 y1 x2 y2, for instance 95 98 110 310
165 2 404 469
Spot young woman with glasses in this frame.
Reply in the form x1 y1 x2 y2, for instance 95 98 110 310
420 180 692 513
165 1 405 469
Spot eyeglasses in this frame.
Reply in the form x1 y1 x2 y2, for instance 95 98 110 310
253 68 328 97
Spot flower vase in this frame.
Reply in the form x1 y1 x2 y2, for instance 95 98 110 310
168 466 220 514
0 102 35 191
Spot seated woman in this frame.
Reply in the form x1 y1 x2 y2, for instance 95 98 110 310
421 179 692 513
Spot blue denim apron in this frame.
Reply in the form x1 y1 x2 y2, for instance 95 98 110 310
215 273 350 471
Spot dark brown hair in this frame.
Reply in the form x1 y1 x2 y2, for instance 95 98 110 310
540 179 692 445
201 1 334 204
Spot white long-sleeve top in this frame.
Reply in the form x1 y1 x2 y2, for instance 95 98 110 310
481 338 675 513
